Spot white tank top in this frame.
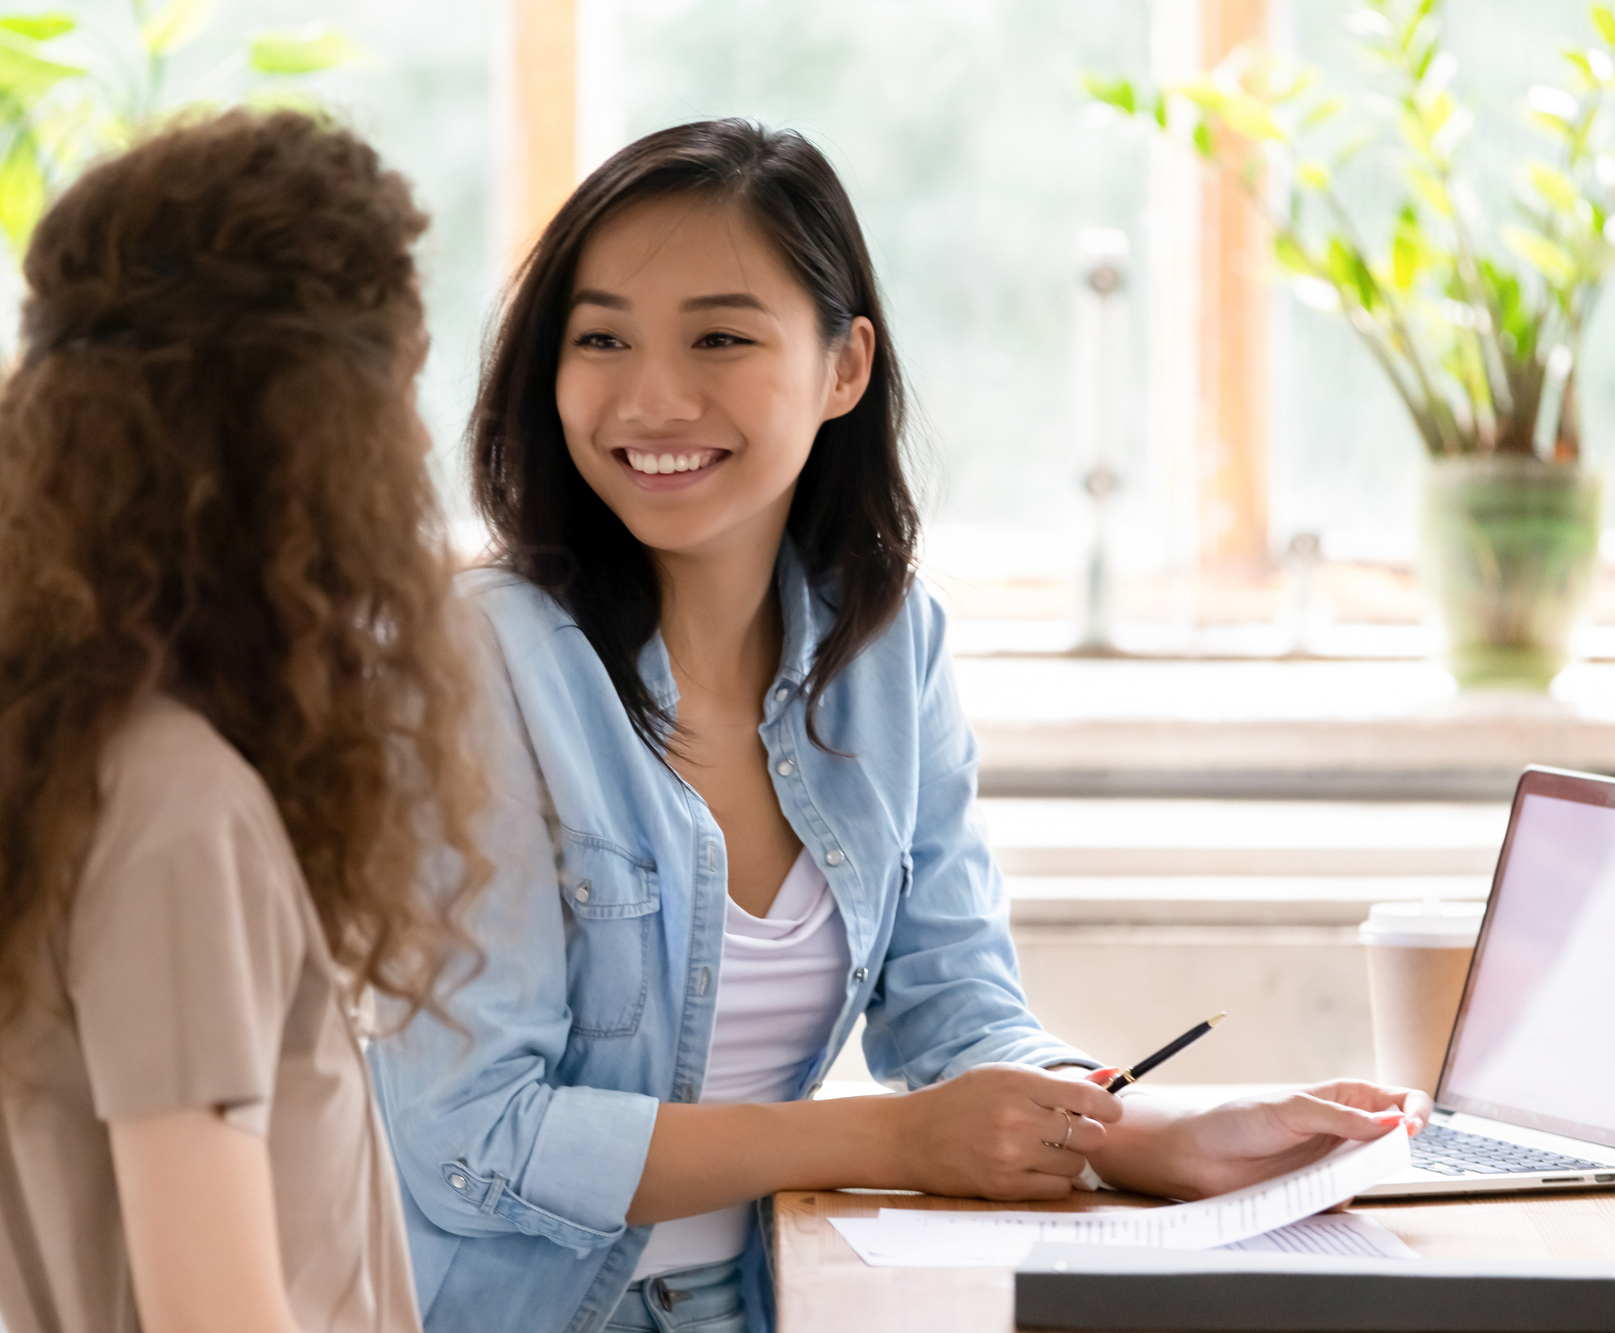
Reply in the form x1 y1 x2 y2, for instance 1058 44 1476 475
632 847 851 1279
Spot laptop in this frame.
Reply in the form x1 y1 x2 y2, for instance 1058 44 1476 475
1358 764 1615 1198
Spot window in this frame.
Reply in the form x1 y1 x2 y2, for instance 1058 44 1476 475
580 0 1164 648
552 0 1615 660
54 3 1615 664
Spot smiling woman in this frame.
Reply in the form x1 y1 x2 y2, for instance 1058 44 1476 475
470 123 917 759
557 195 874 557
370 119 1429 1333
555 193 880 916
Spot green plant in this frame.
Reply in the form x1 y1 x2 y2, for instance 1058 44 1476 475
1087 0 1615 463
0 1 358 264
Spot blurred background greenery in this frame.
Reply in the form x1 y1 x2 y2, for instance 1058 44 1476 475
0 0 500 532
592 1 1615 566
12 2 1615 636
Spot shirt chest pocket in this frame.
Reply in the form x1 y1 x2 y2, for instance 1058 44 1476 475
558 831 660 1038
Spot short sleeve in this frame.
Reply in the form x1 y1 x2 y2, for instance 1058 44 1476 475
67 717 306 1134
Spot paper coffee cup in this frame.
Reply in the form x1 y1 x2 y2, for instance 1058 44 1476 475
1358 901 1486 1095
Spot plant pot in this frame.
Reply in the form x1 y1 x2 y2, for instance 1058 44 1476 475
1421 456 1602 691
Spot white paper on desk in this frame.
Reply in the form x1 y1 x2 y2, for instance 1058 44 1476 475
831 1211 1414 1268
828 1125 1412 1268
1219 1212 1415 1259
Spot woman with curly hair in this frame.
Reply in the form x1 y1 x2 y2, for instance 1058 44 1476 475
0 109 485 1333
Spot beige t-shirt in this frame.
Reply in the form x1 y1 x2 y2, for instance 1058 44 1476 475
0 694 421 1333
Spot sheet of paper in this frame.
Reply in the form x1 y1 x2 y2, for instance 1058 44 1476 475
827 1126 1413 1268
1219 1212 1416 1259
830 1214 1036 1267
830 1210 1414 1268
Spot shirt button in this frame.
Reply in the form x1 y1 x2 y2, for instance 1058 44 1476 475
574 880 591 903
697 966 711 997
449 1174 467 1190
775 687 790 702
679 1083 696 1103
825 848 845 866
853 967 869 983
776 760 794 777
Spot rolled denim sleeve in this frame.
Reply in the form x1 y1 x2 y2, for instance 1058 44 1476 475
369 614 658 1252
860 590 1099 1087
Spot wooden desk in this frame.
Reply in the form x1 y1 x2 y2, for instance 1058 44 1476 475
774 1170 1615 1331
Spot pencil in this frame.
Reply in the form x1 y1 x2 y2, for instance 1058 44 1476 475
1104 1012 1227 1094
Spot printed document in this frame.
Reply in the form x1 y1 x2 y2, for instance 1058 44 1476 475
829 1125 1413 1268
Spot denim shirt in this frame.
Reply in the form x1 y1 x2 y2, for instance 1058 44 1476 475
368 542 1094 1333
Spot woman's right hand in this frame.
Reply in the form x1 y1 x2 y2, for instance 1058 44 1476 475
877 1063 1123 1201
632 1065 1123 1223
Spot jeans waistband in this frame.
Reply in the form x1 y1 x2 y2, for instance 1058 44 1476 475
607 1256 745 1332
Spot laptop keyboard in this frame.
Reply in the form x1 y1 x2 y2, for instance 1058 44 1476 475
1411 1123 1608 1177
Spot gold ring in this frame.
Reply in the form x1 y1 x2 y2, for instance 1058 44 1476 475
1041 1108 1074 1151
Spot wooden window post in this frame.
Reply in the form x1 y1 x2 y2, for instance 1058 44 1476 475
497 0 578 269
1196 0 1272 574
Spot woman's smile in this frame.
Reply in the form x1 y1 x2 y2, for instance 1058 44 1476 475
616 445 731 488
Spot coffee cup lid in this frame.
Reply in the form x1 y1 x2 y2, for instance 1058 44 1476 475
1358 900 1486 947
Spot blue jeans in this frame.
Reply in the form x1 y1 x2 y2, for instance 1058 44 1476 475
603 1258 746 1333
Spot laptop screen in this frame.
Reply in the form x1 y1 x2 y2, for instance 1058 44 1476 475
1440 786 1615 1148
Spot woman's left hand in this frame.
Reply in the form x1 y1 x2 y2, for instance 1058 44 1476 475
1083 1078 1433 1201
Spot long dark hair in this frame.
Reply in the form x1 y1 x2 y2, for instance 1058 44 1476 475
471 119 919 750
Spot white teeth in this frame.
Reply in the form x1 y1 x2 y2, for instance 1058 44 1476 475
625 448 717 474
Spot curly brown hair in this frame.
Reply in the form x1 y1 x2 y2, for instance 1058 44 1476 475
0 108 486 1030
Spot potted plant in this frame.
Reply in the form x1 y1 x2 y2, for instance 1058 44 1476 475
1089 0 1615 689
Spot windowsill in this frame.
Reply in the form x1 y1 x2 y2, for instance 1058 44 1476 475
1006 876 1488 926
947 618 1437 660
981 798 1508 872
984 796 1501 923
948 620 1615 662
957 656 1615 800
